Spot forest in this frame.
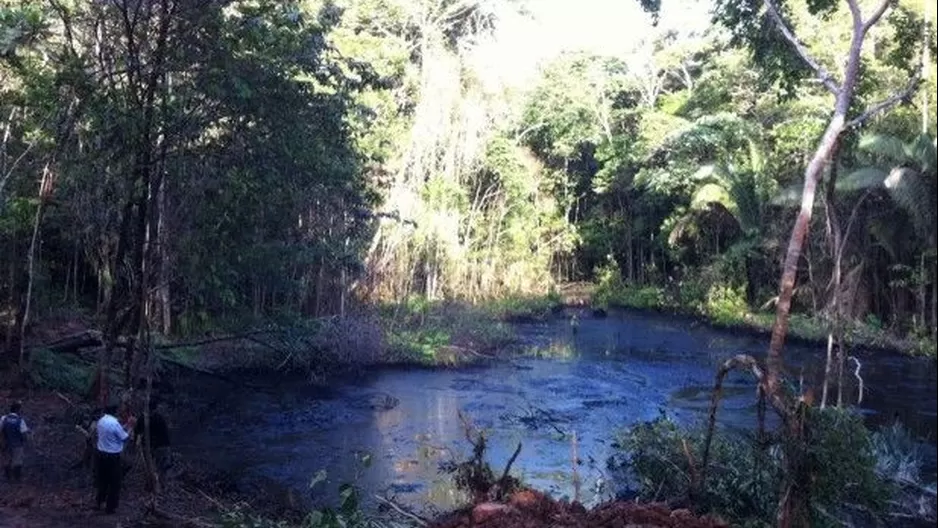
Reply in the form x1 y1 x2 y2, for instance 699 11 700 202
0 0 936 527
1 0 935 357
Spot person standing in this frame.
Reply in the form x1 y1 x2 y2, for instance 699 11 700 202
1 402 29 482
95 403 136 514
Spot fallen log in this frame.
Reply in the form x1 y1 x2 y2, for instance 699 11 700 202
158 355 274 392
32 329 103 353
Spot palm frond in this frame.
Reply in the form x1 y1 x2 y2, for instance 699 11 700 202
690 182 735 214
726 171 763 234
858 134 910 164
771 181 804 207
883 167 937 244
908 133 937 176
839 167 888 192
747 138 765 175
691 164 719 183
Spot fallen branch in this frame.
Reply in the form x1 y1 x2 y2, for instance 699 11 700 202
29 329 103 352
54 391 74 407
373 494 429 526
682 438 699 492
760 296 780 311
197 488 229 510
495 442 522 499
154 329 279 350
158 355 272 391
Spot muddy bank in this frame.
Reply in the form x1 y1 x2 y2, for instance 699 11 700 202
429 489 727 528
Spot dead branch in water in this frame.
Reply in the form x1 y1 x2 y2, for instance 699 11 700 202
571 431 581 503
155 329 281 350
495 442 523 500
682 438 699 492
158 355 273 391
701 354 767 487
374 494 429 526
848 356 864 404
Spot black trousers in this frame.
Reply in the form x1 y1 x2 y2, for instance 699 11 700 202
95 451 122 513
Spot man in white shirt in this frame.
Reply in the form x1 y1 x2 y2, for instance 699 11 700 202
95 403 136 514
1 402 29 482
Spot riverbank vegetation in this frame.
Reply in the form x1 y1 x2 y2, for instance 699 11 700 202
613 411 936 527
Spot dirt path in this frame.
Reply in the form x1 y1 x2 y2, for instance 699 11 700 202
0 387 272 528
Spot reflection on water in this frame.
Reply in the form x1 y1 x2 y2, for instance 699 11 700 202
182 308 937 514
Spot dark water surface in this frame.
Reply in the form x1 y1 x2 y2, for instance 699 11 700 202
181 309 937 514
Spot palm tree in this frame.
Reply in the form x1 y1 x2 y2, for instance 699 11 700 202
842 133 937 335
669 138 774 304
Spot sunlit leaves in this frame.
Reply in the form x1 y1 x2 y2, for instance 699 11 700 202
711 0 812 97
0 2 47 59
882 5 929 75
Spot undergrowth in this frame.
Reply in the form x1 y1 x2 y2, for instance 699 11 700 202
220 454 418 528
28 348 92 393
381 298 517 365
613 409 934 527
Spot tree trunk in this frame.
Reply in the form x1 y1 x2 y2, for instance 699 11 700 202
19 162 53 368
821 334 833 409
766 114 845 393
929 255 938 338
4 254 15 356
157 160 171 335
919 253 926 334
821 142 845 408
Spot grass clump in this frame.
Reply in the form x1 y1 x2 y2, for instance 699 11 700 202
380 297 517 366
483 292 563 322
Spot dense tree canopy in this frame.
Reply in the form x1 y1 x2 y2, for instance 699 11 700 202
1 0 935 361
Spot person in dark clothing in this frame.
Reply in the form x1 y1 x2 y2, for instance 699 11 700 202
1 402 29 482
134 402 172 483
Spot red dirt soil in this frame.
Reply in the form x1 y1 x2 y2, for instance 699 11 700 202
429 489 728 528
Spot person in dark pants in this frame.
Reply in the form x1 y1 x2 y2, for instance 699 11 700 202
1 402 29 482
134 402 172 485
95 403 135 514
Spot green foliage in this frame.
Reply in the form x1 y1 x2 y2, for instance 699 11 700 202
484 292 563 322
846 133 936 243
28 348 91 394
616 409 895 526
616 413 780 524
386 328 451 362
220 509 290 528
869 420 928 486
381 299 517 365
804 408 887 512
220 454 409 528
711 0 815 97
705 284 748 325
